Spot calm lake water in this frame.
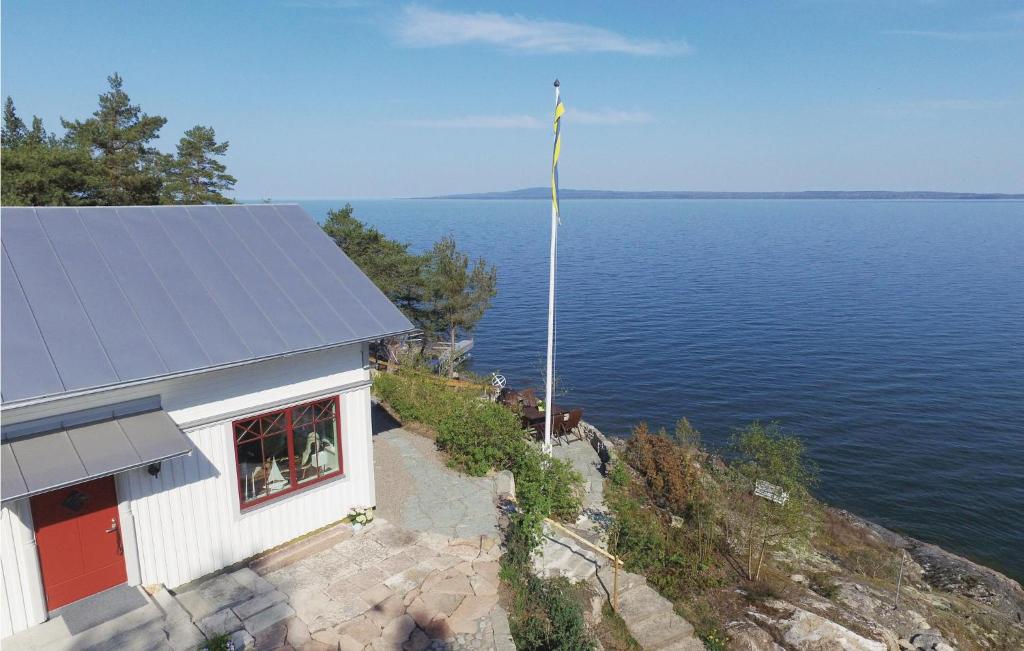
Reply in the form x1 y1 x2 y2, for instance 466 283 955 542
299 198 1024 580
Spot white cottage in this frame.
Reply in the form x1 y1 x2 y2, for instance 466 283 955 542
0 204 414 638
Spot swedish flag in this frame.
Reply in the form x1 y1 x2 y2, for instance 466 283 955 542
552 79 564 223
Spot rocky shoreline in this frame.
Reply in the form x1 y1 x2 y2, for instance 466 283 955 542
589 421 1023 650
835 509 1024 627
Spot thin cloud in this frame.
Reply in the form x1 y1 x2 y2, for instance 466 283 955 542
568 109 654 125
282 0 367 7
393 6 691 56
391 108 655 129
871 98 1020 117
393 115 544 129
882 28 1021 41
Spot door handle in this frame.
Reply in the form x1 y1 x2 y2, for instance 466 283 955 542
105 518 118 533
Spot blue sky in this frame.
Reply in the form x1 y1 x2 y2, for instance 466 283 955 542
3 1 1022 197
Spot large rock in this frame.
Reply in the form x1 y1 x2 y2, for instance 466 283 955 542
763 603 887 651
494 470 515 500
832 508 1024 624
908 629 956 651
727 621 783 651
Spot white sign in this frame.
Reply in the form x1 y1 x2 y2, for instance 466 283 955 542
754 480 789 505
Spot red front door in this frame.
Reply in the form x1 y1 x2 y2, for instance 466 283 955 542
30 476 127 610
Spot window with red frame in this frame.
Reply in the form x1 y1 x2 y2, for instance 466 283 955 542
234 396 343 507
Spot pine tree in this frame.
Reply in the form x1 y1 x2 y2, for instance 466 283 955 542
61 73 167 205
423 236 498 376
1 98 97 206
160 125 237 204
3 96 27 146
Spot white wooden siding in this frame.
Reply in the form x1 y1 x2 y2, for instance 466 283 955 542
0 500 45 638
122 387 374 589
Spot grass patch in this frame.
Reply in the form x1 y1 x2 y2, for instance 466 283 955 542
198 633 231 651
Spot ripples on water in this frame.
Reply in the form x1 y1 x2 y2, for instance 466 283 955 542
301 199 1024 580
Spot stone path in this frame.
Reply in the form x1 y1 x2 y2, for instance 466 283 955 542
550 427 617 543
550 429 606 513
372 406 500 540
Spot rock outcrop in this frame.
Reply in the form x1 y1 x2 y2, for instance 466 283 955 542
835 509 1024 626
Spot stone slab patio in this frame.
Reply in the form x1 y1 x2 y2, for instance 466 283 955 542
175 518 513 650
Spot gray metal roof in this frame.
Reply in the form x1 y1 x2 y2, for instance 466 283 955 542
1 407 193 502
1 205 414 404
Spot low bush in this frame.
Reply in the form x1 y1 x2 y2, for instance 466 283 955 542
608 423 727 600
625 422 700 515
201 633 231 651
809 572 840 600
701 628 729 651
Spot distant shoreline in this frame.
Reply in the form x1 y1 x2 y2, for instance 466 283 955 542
419 187 1024 201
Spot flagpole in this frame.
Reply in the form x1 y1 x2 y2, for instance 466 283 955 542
543 79 561 456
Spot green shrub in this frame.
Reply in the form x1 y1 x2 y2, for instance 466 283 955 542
502 516 597 651
701 628 729 651
200 633 231 651
373 370 583 542
609 457 630 488
608 491 667 575
810 572 840 600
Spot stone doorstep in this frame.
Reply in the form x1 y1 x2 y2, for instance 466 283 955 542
228 568 276 595
151 588 207 651
152 587 196 626
83 616 172 651
231 589 288 620
242 600 296 635
380 614 416 645
249 521 356 576
176 574 253 622
198 607 243 638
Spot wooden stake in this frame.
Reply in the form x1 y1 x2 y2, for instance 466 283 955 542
894 550 906 610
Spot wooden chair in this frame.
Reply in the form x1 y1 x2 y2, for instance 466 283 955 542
520 388 538 408
498 388 520 408
554 409 583 444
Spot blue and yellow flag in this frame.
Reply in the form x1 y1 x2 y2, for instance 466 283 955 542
552 81 564 223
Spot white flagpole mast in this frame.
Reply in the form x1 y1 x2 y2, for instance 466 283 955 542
543 79 561 456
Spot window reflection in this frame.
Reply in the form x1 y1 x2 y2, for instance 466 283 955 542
234 397 342 506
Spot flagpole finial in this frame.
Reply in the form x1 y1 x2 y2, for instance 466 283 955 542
553 79 560 88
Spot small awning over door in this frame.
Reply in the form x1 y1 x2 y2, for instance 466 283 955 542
1 409 192 503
